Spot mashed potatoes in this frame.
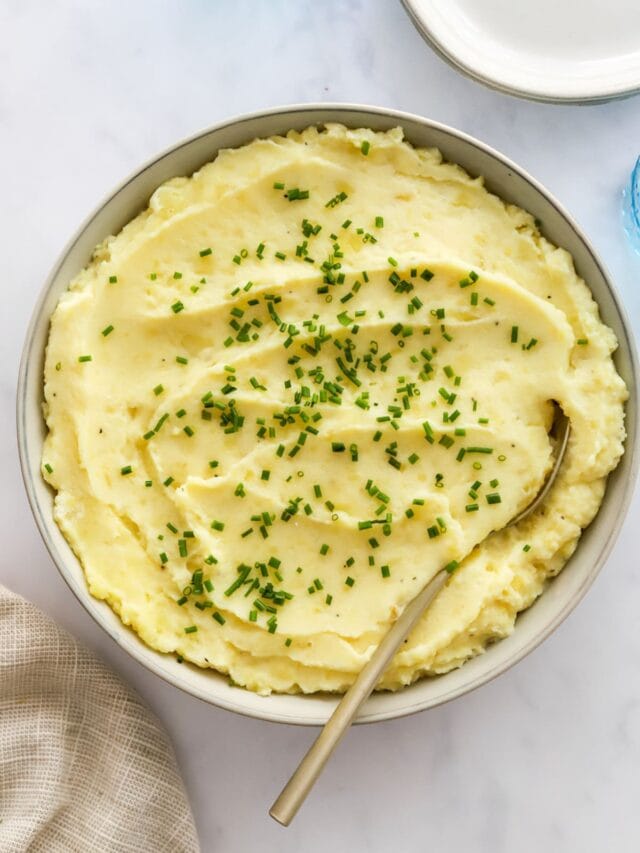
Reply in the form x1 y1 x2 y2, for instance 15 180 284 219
42 125 627 694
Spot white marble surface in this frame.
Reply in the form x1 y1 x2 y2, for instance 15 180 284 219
2 1 640 850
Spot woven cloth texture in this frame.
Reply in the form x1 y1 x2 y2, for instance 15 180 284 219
0 584 199 852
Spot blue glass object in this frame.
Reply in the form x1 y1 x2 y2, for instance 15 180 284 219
622 157 640 254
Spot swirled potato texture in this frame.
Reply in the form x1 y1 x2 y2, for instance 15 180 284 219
42 125 626 693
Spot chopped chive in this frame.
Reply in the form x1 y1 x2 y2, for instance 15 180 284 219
78 355 92 363
211 520 225 531
511 326 519 343
212 611 226 625
199 247 212 257
176 355 188 365
325 191 348 208
285 187 310 201
184 625 198 634
120 465 132 476
486 493 502 504
381 565 390 578
153 384 164 396
361 140 370 155
345 576 355 587
443 560 459 574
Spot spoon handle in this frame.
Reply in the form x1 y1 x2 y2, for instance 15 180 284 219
269 568 449 826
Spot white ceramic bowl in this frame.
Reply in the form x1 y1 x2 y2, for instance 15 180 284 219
17 104 639 725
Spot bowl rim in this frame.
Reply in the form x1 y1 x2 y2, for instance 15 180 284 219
17 102 640 726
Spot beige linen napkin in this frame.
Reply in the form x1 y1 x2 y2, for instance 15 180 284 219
0 584 199 852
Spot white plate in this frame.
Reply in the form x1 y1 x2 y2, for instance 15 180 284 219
402 0 640 102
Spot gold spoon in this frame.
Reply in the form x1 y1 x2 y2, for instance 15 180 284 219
270 403 570 826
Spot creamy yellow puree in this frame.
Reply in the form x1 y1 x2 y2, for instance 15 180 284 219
42 125 627 694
